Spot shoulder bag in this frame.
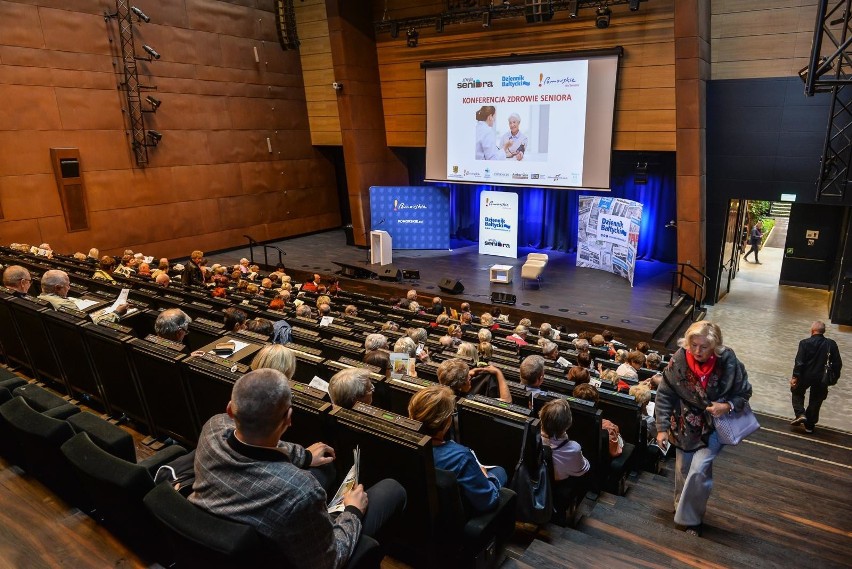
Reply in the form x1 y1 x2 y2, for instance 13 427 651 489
509 428 552 525
714 401 760 445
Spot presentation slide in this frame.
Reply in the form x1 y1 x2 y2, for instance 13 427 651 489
446 60 588 187
425 49 620 190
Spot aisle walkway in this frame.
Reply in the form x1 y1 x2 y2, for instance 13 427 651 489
707 243 851 433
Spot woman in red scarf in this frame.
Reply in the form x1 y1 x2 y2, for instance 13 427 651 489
654 321 752 536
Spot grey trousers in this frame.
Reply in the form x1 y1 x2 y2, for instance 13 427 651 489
674 430 723 526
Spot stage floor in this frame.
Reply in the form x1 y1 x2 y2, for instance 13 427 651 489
215 229 677 338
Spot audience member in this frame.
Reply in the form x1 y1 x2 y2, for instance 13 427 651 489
246 318 274 340
437 358 511 402
329 368 375 409
430 296 444 316
507 325 529 346
408 385 506 513
572 384 623 458
189 368 405 568
154 308 191 343
616 350 646 380
301 273 321 292
540 398 590 480
250 344 296 378
92 256 117 282
520 355 545 396
223 307 248 332
2 265 31 296
566 366 590 386
182 250 205 287
155 273 171 288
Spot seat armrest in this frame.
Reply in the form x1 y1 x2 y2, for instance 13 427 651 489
139 444 188 475
43 403 81 420
462 488 517 541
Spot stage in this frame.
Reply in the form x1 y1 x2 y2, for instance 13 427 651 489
214 229 678 342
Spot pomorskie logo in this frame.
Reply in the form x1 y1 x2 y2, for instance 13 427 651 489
393 199 427 212
484 239 510 248
484 197 510 208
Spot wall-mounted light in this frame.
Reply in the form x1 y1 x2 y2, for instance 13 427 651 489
482 10 491 28
147 130 163 145
130 6 150 22
406 27 419 48
595 4 611 28
142 44 160 59
332 81 343 91
628 0 640 11
145 95 161 111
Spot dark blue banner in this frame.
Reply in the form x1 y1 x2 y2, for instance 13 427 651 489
369 186 450 250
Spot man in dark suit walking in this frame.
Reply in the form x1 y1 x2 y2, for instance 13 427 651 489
790 321 842 434
743 220 763 264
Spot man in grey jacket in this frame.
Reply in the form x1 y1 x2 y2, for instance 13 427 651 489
189 368 405 568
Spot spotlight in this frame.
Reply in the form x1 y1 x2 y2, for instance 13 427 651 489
406 27 419 48
568 0 579 18
142 44 160 59
482 11 491 28
147 130 162 145
130 6 150 22
634 161 648 184
145 95 161 110
595 5 611 29
390 22 399 39
628 0 640 11
665 220 677 229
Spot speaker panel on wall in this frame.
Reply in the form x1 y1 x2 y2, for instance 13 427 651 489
438 278 464 294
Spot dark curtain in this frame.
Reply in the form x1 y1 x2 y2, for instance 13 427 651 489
417 151 676 263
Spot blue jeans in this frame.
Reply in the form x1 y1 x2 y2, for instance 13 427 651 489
673 431 723 526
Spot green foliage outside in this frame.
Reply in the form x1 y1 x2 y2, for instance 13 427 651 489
746 200 774 247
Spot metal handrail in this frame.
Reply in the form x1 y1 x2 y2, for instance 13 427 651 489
243 235 286 269
669 263 708 321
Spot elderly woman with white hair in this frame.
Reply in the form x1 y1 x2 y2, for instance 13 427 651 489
328 368 374 409
499 112 528 160
654 321 752 537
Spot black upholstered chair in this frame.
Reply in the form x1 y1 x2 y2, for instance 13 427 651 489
434 469 517 569
0 397 136 507
142 482 265 569
61 432 186 542
143 483 383 569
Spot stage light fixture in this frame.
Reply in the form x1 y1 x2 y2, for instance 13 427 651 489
406 27 419 48
482 11 491 28
145 95 161 110
147 130 162 145
628 0 640 11
142 44 161 59
131 6 150 22
595 5 611 29
568 0 579 18
634 161 648 184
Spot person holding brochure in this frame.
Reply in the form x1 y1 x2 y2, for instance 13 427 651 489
654 321 752 537
409 385 507 513
38 269 128 324
190 368 406 569
475 105 503 160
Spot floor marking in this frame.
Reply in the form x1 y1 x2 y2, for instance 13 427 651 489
757 427 852 451
743 439 852 470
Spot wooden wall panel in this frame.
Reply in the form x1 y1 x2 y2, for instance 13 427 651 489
711 1 824 80
0 0 341 257
372 0 676 151
294 0 341 145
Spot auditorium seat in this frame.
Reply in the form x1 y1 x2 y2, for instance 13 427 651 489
61 432 187 545
434 468 517 568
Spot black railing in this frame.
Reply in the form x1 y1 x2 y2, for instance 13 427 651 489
243 235 286 269
669 263 708 321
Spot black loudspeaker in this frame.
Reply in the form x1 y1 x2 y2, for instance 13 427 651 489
379 266 402 282
491 292 516 305
438 278 464 294
402 269 420 280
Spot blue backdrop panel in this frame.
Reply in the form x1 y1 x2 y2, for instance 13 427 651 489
369 186 451 250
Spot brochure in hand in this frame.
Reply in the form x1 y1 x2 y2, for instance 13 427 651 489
327 446 360 514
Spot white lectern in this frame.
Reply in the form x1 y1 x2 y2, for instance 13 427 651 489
370 230 392 265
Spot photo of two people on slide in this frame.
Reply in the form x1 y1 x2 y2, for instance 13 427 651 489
475 106 529 161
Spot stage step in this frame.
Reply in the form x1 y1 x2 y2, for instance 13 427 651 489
516 532 638 568
652 295 699 348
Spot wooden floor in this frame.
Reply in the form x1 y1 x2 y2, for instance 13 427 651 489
506 413 852 569
214 229 678 340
